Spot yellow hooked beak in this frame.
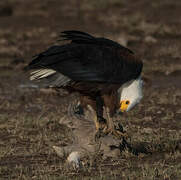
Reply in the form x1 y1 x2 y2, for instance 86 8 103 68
120 100 130 112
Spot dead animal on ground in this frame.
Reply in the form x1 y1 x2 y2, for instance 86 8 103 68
53 104 144 168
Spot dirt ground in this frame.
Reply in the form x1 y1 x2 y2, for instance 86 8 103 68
0 0 181 179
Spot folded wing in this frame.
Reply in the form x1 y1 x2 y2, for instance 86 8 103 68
27 31 142 86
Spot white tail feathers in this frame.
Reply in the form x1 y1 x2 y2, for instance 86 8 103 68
30 68 71 87
30 68 56 80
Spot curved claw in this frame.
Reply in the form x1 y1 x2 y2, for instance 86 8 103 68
103 127 128 139
113 129 128 139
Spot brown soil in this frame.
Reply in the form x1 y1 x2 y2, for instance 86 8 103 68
0 0 181 179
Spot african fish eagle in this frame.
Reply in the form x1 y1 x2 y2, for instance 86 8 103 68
26 30 143 138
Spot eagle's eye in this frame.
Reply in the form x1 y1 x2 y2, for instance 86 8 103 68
125 100 130 105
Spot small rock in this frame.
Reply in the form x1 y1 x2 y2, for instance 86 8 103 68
144 36 157 43
144 116 152 121
157 111 162 114
52 146 64 158
143 127 153 134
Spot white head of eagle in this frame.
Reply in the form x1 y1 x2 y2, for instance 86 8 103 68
119 77 143 112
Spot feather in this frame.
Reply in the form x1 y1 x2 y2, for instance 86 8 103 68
59 30 134 54
60 30 94 41
26 30 142 87
30 68 56 80
30 68 71 87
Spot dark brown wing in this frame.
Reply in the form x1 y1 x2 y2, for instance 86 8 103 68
27 31 143 86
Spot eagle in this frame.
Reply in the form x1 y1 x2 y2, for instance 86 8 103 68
26 30 143 139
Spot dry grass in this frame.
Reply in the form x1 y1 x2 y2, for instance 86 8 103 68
0 0 181 179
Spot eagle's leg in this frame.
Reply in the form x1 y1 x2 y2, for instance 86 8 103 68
78 95 107 139
94 96 107 139
104 107 126 139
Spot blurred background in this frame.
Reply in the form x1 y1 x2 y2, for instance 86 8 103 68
0 0 181 179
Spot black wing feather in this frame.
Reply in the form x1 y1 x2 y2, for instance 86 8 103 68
27 31 142 84
59 31 134 54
